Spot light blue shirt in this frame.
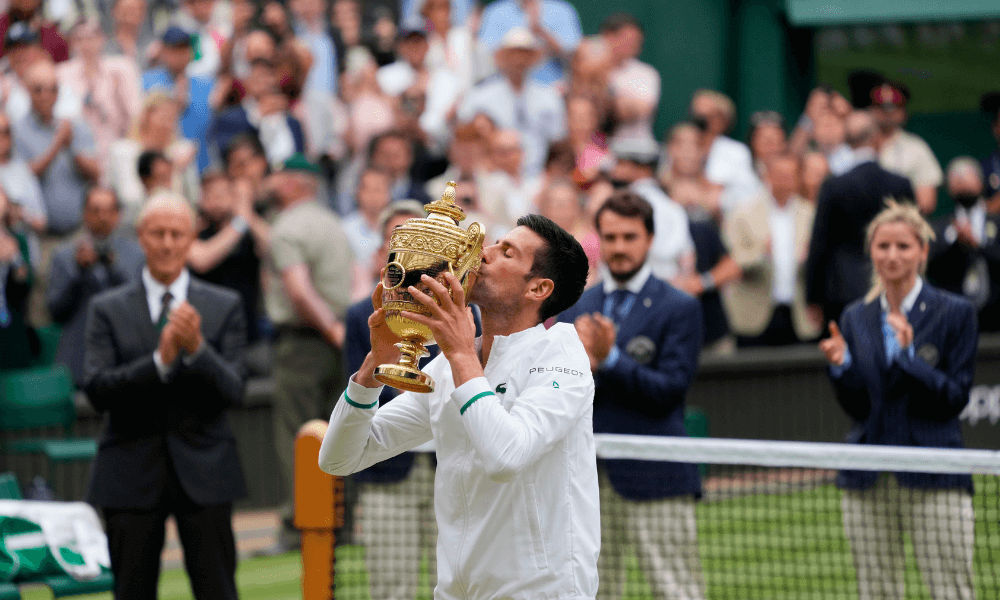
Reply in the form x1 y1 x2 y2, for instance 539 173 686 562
477 0 582 85
832 277 922 375
399 0 473 29
142 69 215 172
295 21 338 96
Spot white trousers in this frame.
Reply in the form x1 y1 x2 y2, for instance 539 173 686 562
841 475 976 600
597 469 707 600
357 453 437 600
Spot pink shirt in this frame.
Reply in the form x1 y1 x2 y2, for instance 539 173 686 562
57 56 142 163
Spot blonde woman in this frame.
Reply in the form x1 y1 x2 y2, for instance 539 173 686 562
819 201 977 600
105 92 199 229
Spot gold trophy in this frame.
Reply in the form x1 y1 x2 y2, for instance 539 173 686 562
374 182 485 393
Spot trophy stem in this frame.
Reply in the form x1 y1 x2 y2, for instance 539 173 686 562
373 339 435 393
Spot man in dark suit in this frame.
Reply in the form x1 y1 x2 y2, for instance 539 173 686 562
928 156 1000 332
48 187 144 387
558 191 705 600
84 193 248 600
806 110 915 326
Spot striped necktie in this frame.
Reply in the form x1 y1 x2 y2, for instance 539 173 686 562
156 291 173 331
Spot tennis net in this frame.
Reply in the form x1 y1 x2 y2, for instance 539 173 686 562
329 436 1000 600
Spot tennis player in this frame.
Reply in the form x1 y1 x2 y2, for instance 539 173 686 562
319 215 599 600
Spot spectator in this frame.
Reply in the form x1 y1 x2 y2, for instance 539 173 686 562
870 81 942 214
15 60 100 324
978 91 1000 210
209 57 306 166
58 20 142 165
138 150 173 197
608 136 695 281
660 121 724 222
819 201 977 600
0 111 46 237
330 0 362 52
47 187 143 386
927 157 1000 332
478 128 541 230
676 213 739 355
104 0 156 70
169 0 229 79
355 198 425 296
690 89 761 214
189 171 269 343
788 86 853 174
401 0 474 31
220 3 268 97
343 168 391 298
477 0 582 85
142 26 215 172
537 178 599 285
805 110 915 326
725 154 820 347
0 0 69 63
812 111 854 176
260 1 314 98
368 130 432 204
559 190 706 600
83 195 247 600
566 94 609 187
223 131 270 191
1 23 80 124
421 0 479 95
290 0 337 96
747 111 788 178
566 37 613 127
801 150 830 203
600 13 659 144
424 122 488 198
263 153 353 552
342 199 448 600
106 92 199 228
458 27 566 177
0 187 36 370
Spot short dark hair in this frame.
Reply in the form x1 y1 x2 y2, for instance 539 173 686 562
594 191 654 235
223 132 266 169
137 150 168 181
367 129 411 164
83 185 122 211
516 214 589 322
600 12 643 36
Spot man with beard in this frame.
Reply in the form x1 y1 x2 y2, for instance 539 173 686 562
319 214 598 600
188 171 270 343
558 190 706 600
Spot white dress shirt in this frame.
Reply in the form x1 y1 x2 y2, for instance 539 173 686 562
705 135 762 215
144 267 202 379
768 199 796 305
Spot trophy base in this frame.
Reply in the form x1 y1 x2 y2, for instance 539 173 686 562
374 364 435 394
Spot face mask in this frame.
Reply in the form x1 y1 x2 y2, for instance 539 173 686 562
953 192 980 209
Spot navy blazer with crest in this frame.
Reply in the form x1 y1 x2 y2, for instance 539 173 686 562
558 274 702 500
830 282 976 493
83 277 249 509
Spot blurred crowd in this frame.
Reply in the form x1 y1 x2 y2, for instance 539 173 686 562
1 0 1000 376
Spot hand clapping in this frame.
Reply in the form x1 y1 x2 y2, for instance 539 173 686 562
158 301 203 364
818 321 846 366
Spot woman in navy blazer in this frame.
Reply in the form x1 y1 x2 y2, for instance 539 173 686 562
819 201 977 600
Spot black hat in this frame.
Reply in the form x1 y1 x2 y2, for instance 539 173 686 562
980 92 1000 120
846 70 886 109
5 22 40 48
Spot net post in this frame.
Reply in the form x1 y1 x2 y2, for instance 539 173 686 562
295 419 343 600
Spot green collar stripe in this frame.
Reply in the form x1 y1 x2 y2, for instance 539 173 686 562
344 392 378 410
461 390 495 415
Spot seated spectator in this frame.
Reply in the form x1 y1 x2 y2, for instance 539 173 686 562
566 94 609 187
343 168 391 299
368 130 432 204
57 20 141 164
103 0 156 70
209 58 305 166
660 121 724 223
748 111 788 178
106 92 199 228
537 178 599 286
0 0 69 63
690 89 761 215
608 136 695 281
801 150 830 204
458 27 566 177
600 13 658 144
725 154 820 347
142 26 215 171
477 0 582 85
47 187 143 385
0 187 36 370
0 111 45 237
479 128 542 230
928 157 1000 332
189 171 269 342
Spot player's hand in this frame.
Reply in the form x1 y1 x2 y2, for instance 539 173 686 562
169 301 203 355
819 321 846 366
885 311 913 350
368 281 403 363
403 273 477 361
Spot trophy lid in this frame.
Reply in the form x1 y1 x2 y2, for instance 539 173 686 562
424 182 466 225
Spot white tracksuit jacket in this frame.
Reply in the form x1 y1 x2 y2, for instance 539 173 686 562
319 322 600 600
